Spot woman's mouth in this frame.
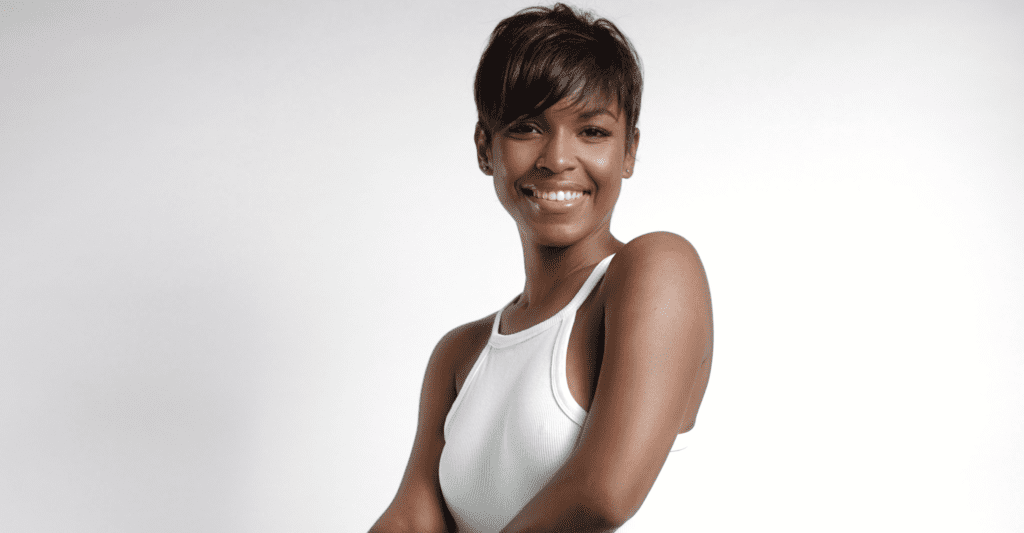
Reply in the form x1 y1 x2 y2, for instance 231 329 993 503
523 189 587 202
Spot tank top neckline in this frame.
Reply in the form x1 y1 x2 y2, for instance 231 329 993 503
490 254 615 345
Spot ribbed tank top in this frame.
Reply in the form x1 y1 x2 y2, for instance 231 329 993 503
439 254 693 532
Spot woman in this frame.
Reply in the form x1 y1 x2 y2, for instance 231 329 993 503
370 4 712 532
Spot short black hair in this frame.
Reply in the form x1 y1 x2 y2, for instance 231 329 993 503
474 3 643 147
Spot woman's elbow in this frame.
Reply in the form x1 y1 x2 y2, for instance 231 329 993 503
578 481 642 529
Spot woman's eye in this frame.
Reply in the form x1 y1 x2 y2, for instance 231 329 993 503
582 127 610 138
507 123 540 135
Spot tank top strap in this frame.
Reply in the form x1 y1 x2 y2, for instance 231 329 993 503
490 302 507 337
562 253 615 315
490 253 616 338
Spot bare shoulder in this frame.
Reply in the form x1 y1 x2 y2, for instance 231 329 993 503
431 314 494 394
599 233 714 432
605 231 710 301
435 315 492 361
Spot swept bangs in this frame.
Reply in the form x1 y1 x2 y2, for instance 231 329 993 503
474 4 642 144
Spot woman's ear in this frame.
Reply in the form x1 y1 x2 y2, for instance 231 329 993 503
475 123 493 175
623 127 640 179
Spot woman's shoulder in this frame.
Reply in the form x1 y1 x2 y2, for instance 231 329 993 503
605 231 708 293
430 313 494 394
617 231 700 257
437 314 493 354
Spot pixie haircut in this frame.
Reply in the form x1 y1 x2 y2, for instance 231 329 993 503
474 3 643 147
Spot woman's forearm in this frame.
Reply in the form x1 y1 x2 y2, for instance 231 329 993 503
499 462 628 533
369 505 451 533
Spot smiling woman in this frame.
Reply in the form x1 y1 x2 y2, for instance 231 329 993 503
482 99 635 249
369 4 712 532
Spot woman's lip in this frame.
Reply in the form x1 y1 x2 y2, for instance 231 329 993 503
523 189 589 201
520 183 589 194
523 189 588 210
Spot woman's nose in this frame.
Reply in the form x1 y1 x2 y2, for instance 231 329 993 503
536 131 575 174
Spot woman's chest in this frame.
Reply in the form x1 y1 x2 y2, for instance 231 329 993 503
453 288 607 414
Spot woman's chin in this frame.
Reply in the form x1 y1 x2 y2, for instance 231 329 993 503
519 224 594 249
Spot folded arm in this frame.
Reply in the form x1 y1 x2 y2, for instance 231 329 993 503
500 232 714 532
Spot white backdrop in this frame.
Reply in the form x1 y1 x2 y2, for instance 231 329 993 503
2 1 1022 531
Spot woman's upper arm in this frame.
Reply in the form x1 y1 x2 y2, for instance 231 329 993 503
573 232 713 523
369 327 472 533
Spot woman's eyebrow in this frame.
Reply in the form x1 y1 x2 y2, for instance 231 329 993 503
577 108 616 120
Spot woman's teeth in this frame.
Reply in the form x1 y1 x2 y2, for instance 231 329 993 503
531 190 583 201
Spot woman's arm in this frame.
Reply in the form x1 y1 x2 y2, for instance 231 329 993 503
500 232 714 532
369 325 478 533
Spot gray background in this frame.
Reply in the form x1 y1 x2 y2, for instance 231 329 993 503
2 0 1022 531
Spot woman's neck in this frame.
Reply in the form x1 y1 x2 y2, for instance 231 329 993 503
516 231 622 310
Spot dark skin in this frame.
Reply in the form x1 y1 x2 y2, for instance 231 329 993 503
370 97 713 532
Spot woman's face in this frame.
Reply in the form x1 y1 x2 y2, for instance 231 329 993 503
477 97 639 248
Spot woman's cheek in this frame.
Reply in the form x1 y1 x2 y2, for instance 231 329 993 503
587 154 616 182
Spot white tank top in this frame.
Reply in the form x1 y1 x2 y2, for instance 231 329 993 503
439 254 693 532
